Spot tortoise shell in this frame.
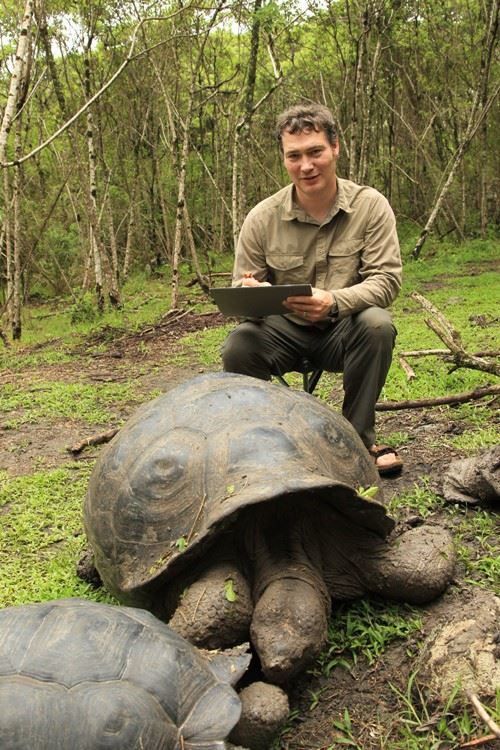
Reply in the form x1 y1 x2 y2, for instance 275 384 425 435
0 598 245 750
84 373 393 607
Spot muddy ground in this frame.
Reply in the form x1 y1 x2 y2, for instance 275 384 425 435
1 311 498 750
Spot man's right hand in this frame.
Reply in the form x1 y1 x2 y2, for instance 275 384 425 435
240 275 271 287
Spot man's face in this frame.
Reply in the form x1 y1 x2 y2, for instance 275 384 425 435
282 128 339 200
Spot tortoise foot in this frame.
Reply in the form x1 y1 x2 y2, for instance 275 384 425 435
230 681 289 750
75 548 102 588
251 578 329 683
169 562 253 649
364 525 456 604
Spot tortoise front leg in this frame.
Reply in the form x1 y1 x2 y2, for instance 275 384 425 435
244 500 331 684
168 561 253 650
360 525 456 604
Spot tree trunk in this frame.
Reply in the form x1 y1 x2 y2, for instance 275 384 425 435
105 190 121 307
232 0 263 247
171 1 227 309
0 0 33 163
12 122 23 339
170 112 190 309
3 171 13 328
122 199 136 280
84 53 105 312
0 0 34 339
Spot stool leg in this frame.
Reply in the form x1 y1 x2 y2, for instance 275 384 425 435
308 370 323 394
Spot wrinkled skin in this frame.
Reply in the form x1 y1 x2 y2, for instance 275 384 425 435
169 496 455 684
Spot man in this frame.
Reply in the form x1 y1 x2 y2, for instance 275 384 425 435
222 103 403 475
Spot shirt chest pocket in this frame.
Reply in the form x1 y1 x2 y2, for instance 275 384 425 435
266 253 305 284
327 239 362 287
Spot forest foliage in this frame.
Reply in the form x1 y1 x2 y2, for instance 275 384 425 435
0 0 498 339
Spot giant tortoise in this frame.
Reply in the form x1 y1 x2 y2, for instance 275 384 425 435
0 597 253 750
84 373 455 683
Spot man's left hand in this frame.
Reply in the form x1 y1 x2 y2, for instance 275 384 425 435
283 288 334 322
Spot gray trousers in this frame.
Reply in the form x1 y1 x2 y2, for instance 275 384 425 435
221 307 396 448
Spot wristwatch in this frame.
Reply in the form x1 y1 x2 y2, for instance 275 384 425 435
328 299 339 320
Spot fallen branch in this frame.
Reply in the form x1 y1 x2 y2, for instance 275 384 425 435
400 348 499 359
460 734 500 748
375 384 500 411
68 428 119 455
467 692 500 740
398 356 416 381
411 293 500 377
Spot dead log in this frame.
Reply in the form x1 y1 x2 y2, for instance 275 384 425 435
400 348 499 359
398 356 416 381
375 384 500 411
411 292 500 377
68 427 119 455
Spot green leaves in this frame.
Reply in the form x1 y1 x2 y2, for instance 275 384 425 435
356 485 379 500
175 536 187 552
224 578 237 602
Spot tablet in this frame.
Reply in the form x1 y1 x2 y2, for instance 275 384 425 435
210 284 312 317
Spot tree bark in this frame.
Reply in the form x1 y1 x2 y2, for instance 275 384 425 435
84 49 105 312
12 122 23 339
0 0 33 163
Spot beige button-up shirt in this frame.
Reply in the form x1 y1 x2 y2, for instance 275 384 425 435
232 178 402 323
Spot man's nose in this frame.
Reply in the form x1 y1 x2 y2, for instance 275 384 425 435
300 157 314 172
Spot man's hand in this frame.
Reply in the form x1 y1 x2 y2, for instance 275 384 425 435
283 287 335 322
240 274 271 288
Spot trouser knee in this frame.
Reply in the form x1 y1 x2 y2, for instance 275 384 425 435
351 308 396 354
221 323 268 377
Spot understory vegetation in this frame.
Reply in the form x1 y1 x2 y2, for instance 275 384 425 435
0 235 499 749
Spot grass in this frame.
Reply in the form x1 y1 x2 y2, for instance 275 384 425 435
386 675 500 749
314 599 423 677
0 466 115 608
0 379 140 428
180 322 234 366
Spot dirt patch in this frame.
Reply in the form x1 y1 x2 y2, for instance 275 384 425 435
1 311 498 749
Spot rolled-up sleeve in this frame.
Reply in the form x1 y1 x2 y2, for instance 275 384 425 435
232 209 271 286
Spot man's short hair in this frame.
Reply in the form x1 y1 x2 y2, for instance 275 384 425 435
276 103 338 151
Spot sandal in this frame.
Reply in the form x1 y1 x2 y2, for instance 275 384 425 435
369 445 403 477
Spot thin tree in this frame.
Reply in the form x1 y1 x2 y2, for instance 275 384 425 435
170 1 227 310
0 0 34 338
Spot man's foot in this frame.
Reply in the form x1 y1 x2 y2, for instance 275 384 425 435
369 445 403 476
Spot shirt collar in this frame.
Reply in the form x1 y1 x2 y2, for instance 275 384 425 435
280 179 354 223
